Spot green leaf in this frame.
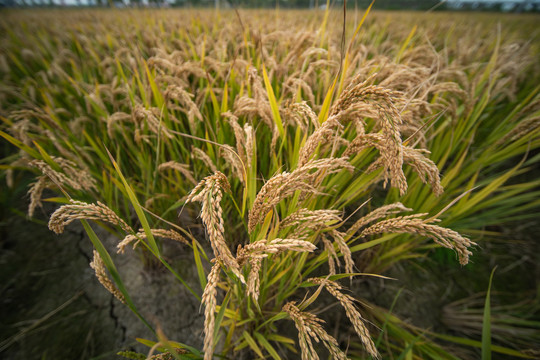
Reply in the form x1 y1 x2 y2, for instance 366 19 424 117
143 59 164 108
193 240 207 290
396 337 420 360
0 130 40 159
106 148 200 301
214 292 230 339
482 267 497 360
80 220 154 334
106 148 159 254
262 65 284 137
135 337 202 356
266 334 295 345
256 312 288 332
427 330 533 358
242 330 264 358
396 25 417 62
318 76 337 124
254 331 281 360
300 273 393 286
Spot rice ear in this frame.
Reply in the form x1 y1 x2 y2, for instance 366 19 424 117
237 238 316 300
187 172 244 283
202 259 221 360
309 278 379 359
283 301 348 360
48 200 133 235
90 250 125 304
248 157 353 232
348 203 412 235
28 176 48 218
158 161 197 185
360 214 475 265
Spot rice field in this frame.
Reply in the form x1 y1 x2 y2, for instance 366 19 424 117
1 7 539 360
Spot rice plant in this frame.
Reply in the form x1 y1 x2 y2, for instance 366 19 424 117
1 7 539 360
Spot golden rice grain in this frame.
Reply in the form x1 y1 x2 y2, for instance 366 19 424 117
283 301 348 360
309 278 379 358
202 259 221 360
248 157 353 232
360 214 475 265
90 250 125 304
49 200 133 234
187 172 244 283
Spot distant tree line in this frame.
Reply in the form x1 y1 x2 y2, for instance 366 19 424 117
171 0 446 10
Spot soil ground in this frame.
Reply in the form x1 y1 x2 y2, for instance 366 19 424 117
0 204 204 359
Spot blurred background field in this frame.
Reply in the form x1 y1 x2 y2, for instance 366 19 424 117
1 5 539 360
